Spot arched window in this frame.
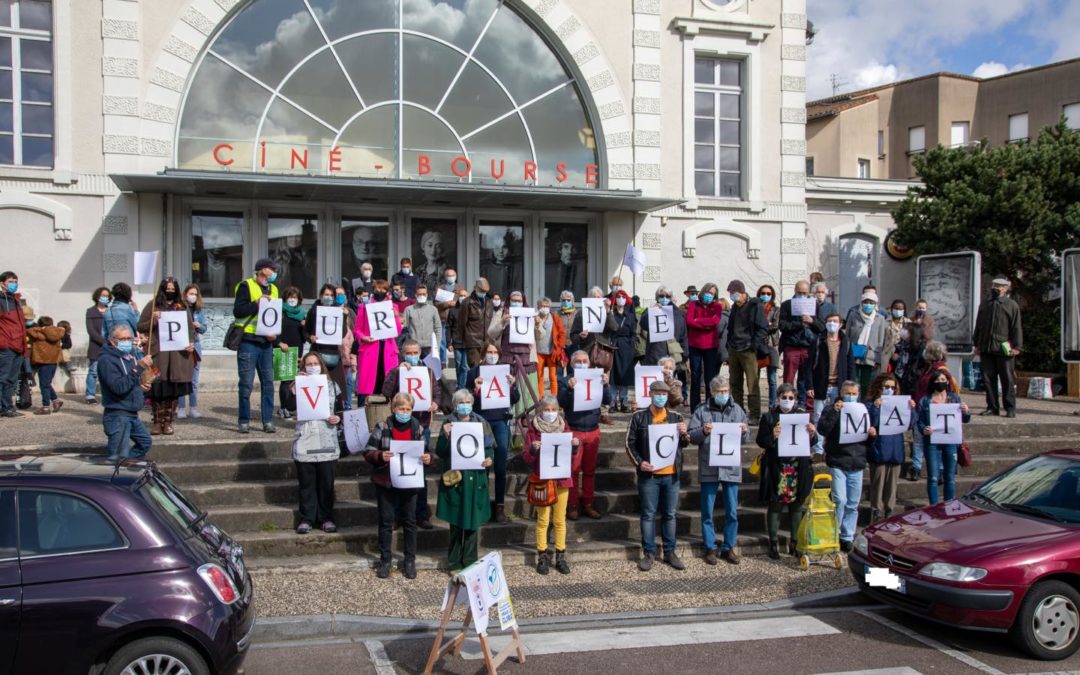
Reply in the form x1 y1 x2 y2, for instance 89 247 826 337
175 0 600 188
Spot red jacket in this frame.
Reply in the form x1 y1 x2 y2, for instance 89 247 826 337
522 417 581 489
685 300 723 350
0 291 27 354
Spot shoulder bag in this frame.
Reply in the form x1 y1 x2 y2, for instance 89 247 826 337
224 316 254 352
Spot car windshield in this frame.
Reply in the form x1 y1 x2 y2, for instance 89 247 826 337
137 471 205 535
970 454 1080 524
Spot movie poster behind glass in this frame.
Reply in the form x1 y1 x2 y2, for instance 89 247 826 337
342 217 389 285
479 222 524 297
916 252 981 354
268 214 319 298
1061 249 1080 362
411 218 458 292
191 211 244 299
544 223 588 301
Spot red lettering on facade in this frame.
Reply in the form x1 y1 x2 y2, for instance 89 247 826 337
555 161 568 183
418 154 431 176
328 145 342 172
450 156 471 178
524 160 537 182
259 141 266 168
490 159 505 181
212 143 234 166
290 148 308 170
586 163 599 186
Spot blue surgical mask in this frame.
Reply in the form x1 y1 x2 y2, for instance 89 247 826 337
98 296 110 305
658 297 671 306
476 291 487 300
510 301 523 308
403 354 420 366
689 294 699 302
862 303 875 314
335 294 346 305
713 393 730 406
651 394 668 408
562 300 573 309
394 411 412 424
4 282 16 293
842 394 858 403
702 293 714 303
455 404 472 417
730 293 740 303
573 362 588 369
446 276 456 286
891 309 904 319
759 294 772 303
268 272 278 283
116 340 133 354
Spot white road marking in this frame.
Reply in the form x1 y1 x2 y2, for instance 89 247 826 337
856 610 1006 675
459 614 840 660
813 669 924 675
362 639 396 675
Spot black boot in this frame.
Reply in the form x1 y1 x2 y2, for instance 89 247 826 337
536 549 550 575
768 541 780 560
555 549 570 575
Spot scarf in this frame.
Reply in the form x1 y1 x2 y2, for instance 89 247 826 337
533 412 566 434
284 302 306 321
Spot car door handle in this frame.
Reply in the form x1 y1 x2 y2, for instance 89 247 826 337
0 599 14 606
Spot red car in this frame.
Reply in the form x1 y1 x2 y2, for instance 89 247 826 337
850 449 1080 660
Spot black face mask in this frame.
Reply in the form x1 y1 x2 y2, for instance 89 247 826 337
932 381 949 392
373 291 387 302
165 290 177 300
990 288 1001 299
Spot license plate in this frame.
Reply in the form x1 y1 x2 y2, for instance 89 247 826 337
865 565 906 594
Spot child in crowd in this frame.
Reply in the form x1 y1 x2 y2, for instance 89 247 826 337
291 352 342 536
522 394 580 575
177 284 207 419
364 392 431 580
26 316 66 415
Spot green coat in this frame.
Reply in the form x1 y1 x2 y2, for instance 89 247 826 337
435 413 495 530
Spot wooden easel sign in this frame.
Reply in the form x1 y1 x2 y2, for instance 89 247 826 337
423 551 524 674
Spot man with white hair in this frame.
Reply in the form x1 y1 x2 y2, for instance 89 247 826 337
973 276 1022 417
98 324 155 459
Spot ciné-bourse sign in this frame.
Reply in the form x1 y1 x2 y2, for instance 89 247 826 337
206 142 601 187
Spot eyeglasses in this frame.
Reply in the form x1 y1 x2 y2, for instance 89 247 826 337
778 396 796 401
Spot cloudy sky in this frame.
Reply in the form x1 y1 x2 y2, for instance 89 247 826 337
805 0 1080 101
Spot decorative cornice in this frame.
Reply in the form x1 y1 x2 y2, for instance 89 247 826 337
671 16 773 42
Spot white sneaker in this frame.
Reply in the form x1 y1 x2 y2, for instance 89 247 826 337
188 408 201 419
175 407 188 419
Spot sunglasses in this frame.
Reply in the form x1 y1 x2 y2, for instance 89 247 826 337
657 295 671 299
778 396 796 401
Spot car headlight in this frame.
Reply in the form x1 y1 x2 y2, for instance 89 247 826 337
920 562 988 582
854 534 869 556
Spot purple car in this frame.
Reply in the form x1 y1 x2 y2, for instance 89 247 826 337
0 454 255 675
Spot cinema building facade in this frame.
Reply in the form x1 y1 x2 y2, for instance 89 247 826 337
5 0 883 363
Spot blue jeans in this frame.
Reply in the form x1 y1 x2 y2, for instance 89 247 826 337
35 364 57 407
0 349 23 412
925 444 958 504
103 411 152 459
700 480 739 553
638 474 679 555
237 340 274 425
910 431 925 474
812 387 838 452
439 326 448 367
489 418 511 505
765 366 778 408
343 367 356 411
830 467 863 543
455 349 471 391
85 359 99 399
614 385 629 404
178 359 201 410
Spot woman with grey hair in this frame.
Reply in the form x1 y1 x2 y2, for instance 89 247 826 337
688 375 750 564
435 387 495 571
908 339 949 481
569 285 618 368
639 285 689 367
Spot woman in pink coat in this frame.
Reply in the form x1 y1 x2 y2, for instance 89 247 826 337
685 282 724 411
353 279 400 406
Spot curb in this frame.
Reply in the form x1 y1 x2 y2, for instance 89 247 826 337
252 587 870 644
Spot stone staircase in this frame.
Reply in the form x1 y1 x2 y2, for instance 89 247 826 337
143 414 1076 570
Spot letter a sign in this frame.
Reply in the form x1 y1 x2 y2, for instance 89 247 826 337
539 432 573 479
365 300 399 341
450 421 485 470
647 423 679 471
479 364 510 410
295 374 331 421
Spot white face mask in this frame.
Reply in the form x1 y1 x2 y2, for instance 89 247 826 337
616 297 627 307
286 298 299 307
361 271 371 280
185 293 197 304
538 307 550 316
778 399 796 412
485 354 499 365
415 295 428 304
540 411 558 423
304 364 321 375
492 299 502 308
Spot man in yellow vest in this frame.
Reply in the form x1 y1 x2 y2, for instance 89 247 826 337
233 257 280 434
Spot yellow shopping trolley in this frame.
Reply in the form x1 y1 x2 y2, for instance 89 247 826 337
795 473 844 571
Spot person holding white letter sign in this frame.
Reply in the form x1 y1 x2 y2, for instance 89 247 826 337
918 368 970 505
436 389 494 572
756 383 817 560
687 375 749 565
468 343 520 524
363 393 432 580
352 279 401 407
815 380 875 553
625 380 691 572
137 277 196 437
867 373 916 521
522 395 581 575
291 353 342 537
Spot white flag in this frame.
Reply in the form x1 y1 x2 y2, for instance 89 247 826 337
623 243 646 277
133 250 159 286
422 331 442 380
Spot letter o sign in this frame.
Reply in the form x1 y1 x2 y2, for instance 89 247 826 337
451 156 472 178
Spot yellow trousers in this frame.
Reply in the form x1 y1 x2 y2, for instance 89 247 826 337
535 487 569 551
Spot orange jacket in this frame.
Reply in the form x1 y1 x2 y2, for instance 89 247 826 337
26 326 65 365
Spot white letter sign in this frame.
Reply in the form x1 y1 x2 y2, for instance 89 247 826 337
315 306 343 345
647 306 675 343
133 250 159 286
879 396 912 437
157 311 189 352
708 423 744 467
539 432 573 480
479 364 511 410
647 423 679 472
364 300 398 341
295 374 331 422
930 403 963 444
581 298 607 333
839 402 870 444
573 368 603 411
778 413 811 457
508 306 535 345
434 288 455 304
399 366 432 411
255 298 283 337
450 421 485 470
634 365 664 409
342 408 370 454
791 297 817 317
389 440 425 489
